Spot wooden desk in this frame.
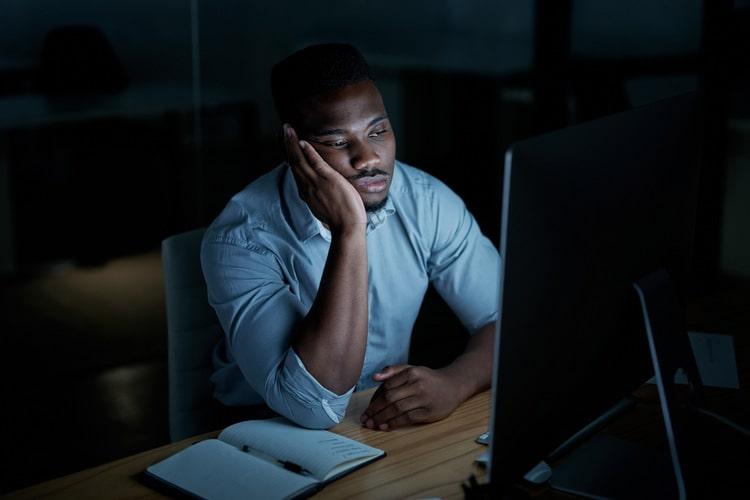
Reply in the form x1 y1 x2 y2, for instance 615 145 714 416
6 389 490 499
10 340 745 500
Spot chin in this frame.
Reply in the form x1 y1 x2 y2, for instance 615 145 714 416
364 195 389 213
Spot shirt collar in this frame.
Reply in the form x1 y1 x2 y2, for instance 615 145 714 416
282 162 398 242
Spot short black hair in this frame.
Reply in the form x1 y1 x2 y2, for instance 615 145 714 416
271 43 372 125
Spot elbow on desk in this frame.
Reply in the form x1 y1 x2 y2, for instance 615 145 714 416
263 375 350 430
290 412 340 431
259 349 353 429
264 389 343 430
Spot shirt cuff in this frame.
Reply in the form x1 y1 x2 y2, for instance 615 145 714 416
283 349 355 423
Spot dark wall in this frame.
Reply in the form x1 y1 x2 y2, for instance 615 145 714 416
2 0 748 340
2 0 749 358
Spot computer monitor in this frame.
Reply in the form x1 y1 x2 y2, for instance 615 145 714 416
488 93 702 494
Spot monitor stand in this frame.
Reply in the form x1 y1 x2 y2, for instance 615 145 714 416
547 434 678 499
548 269 699 500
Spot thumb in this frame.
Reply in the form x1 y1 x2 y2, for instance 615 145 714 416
373 364 410 381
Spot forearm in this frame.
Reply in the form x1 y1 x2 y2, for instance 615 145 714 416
292 227 368 394
440 321 496 401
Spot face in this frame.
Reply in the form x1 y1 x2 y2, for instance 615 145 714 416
295 80 396 212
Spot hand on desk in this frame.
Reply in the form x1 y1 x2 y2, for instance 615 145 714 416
360 364 464 431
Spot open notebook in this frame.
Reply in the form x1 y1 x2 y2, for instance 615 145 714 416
147 417 385 500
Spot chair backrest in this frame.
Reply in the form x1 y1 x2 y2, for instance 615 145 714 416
161 228 224 442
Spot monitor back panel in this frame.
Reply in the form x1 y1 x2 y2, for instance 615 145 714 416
489 93 702 486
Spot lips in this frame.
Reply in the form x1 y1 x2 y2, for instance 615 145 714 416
351 174 389 194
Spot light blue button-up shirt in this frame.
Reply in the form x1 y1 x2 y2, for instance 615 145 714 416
201 161 500 429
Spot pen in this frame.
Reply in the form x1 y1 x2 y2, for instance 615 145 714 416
241 445 311 475
278 460 311 475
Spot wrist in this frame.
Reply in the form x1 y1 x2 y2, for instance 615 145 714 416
438 364 476 404
331 222 367 240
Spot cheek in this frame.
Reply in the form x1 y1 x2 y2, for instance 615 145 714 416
316 149 349 173
379 138 396 161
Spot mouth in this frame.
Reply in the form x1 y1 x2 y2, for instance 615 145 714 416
351 174 389 194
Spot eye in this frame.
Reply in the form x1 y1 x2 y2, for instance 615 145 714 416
323 139 349 149
369 128 388 138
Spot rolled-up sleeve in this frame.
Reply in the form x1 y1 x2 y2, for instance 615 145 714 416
426 180 501 333
201 236 353 429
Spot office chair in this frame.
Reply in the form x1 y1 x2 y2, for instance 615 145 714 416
161 228 225 442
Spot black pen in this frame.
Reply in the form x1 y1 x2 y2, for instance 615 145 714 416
241 444 311 475
278 460 311 476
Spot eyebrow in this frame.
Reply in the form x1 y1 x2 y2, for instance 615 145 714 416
312 114 388 137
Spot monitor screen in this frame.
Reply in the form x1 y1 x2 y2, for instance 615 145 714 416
488 92 702 491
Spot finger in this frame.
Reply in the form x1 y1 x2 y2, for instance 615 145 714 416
369 392 419 427
361 366 414 425
369 395 423 430
384 408 431 431
372 364 410 382
381 367 415 391
361 381 402 426
365 382 417 422
298 140 335 178
283 125 315 180
361 385 385 424
283 125 310 173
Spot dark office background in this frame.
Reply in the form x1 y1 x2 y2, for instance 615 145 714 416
1 0 748 493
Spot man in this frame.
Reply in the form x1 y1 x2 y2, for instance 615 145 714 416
201 43 499 430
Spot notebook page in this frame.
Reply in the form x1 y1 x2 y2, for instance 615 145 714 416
147 439 317 500
220 418 382 481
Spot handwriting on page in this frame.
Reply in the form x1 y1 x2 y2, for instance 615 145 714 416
319 437 371 458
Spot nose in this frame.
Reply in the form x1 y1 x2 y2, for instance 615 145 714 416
351 140 380 171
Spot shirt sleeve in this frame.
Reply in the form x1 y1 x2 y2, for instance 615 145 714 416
201 236 353 429
426 178 501 333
